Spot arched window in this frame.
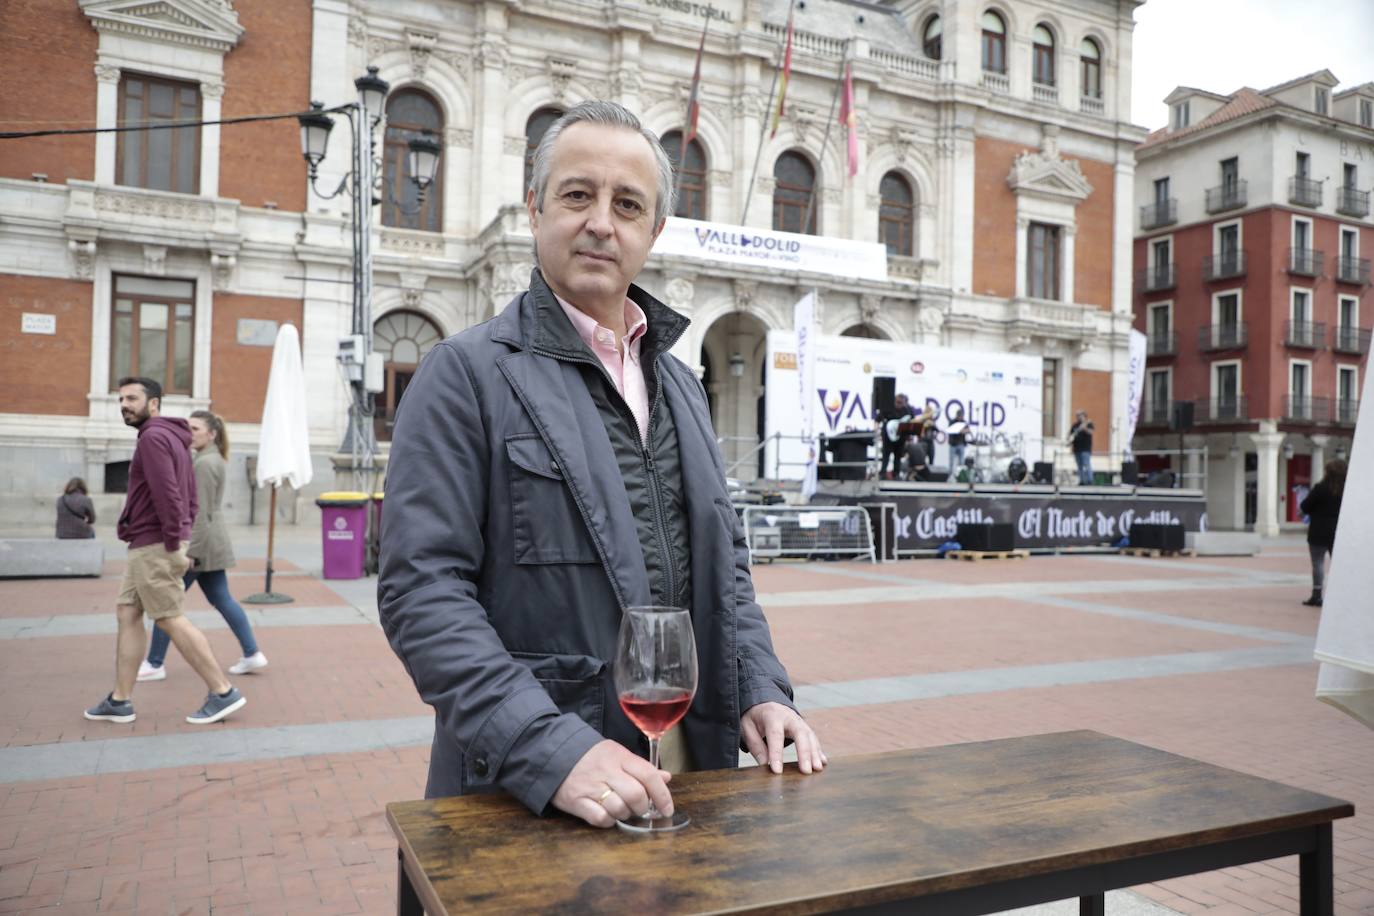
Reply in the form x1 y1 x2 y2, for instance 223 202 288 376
981 11 1007 74
773 151 817 235
660 130 708 220
1032 24 1055 86
524 107 563 198
922 15 942 61
382 89 443 232
878 171 915 257
372 310 442 442
1080 37 1102 100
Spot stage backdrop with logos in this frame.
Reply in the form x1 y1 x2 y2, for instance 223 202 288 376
849 490 1208 553
655 217 889 282
763 332 1044 480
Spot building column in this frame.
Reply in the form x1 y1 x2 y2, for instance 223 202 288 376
1061 223 1076 304
200 80 224 197
1248 421 1284 537
94 63 120 185
1181 433 1206 490
1013 215 1029 298
1309 434 1330 483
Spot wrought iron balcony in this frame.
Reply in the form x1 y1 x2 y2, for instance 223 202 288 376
1333 325 1372 355
1205 180 1247 213
1335 398 1360 426
1282 396 1330 423
1284 320 1326 348
1138 399 1173 427
1140 199 1177 230
1335 255 1371 285
1198 322 1248 351
1146 331 1178 357
1203 251 1247 281
1287 247 1324 277
1336 185 1371 218
1137 264 1176 293
1193 396 1248 424
1288 176 1322 208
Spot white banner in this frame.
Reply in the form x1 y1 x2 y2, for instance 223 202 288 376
1123 329 1148 460
764 332 1044 479
793 292 818 502
654 217 888 282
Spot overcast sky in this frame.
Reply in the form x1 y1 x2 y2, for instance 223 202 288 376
1130 0 1374 130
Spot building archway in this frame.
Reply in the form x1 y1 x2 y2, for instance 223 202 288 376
372 310 442 441
700 310 770 480
841 323 888 339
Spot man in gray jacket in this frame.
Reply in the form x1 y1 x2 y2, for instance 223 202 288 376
379 101 824 828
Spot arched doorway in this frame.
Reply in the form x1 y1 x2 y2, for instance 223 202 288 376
373 310 442 442
700 311 770 480
841 323 888 339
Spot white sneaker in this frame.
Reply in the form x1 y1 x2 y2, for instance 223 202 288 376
228 652 268 675
136 661 166 682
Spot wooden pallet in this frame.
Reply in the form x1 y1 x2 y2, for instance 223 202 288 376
946 549 1030 562
1119 547 1197 558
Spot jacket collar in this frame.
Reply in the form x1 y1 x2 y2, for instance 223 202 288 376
492 268 689 363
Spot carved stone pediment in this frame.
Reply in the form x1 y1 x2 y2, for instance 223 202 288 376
1006 125 1092 203
80 0 243 52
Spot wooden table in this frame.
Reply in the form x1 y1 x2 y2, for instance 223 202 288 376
386 730 1353 915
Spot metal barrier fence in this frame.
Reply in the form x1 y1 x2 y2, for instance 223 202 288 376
740 505 877 564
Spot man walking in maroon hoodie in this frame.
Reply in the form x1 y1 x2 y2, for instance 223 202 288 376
85 377 246 725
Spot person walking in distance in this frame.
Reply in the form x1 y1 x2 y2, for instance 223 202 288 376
84 378 246 725
1299 458 1346 608
1068 410 1095 485
138 410 267 682
55 477 97 539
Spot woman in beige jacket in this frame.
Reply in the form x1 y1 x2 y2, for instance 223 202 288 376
138 410 267 680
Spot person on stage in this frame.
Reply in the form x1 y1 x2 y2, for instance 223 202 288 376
876 392 916 480
946 406 970 471
1068 410 1095 485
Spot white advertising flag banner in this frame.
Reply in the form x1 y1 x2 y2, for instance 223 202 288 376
1123 328 1148 460
655 217 888 282
764 331 1044 479
793 292 818 502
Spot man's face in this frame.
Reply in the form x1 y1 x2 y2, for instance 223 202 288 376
527 122 665 312
118 384 157 428
895 396 907 411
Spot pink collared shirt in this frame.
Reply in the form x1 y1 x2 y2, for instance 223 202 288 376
555 295 650 445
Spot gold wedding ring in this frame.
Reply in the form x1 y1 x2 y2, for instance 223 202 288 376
597 787 615 804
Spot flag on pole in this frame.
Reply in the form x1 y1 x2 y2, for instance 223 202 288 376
794 291 818 503
840 61 859 178
682 13 709 161
769 10 794 138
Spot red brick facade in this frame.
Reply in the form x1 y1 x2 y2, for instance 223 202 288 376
972 137 1020 299
0 274 94 415
209 293 305 422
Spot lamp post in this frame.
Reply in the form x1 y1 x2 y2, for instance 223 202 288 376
297 65 441 572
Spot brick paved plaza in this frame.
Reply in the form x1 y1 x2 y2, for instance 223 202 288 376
2 527 1371 915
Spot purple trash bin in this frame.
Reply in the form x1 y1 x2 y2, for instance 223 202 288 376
316 491 369 579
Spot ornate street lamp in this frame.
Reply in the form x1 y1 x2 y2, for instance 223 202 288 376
407 130 443 203
297 102 334 181
354 65 390 127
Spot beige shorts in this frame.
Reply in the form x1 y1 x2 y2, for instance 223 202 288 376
118 542 190 620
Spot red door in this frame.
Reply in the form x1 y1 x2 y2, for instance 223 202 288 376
1287 454 1311 523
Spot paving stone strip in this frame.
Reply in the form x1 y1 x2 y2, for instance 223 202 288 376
0 604 370 639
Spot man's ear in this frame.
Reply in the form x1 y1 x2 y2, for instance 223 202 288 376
526 187 540 233
650 216 667 244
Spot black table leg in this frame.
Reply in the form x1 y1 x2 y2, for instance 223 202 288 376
1079 893 1105 916
1299 823 1334 916
398 849 423 916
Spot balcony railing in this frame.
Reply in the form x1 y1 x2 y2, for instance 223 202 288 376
1203 251 1247 281
1146 331 1178 357
1140 199 1177 230
1283 319 1326 348
1282 396 1330 423
1288 176 1322 208
1335 255 1372 285
981 71 1010 94
1139 399 1173 427
1287 246 1324 276
1080 96 1105 115
1336 185 1371 218
1198 322 1248 351
1137 264 1176 292
1206 180 1247 213
1335 398 1360 427
1333 325 1372 355
1032 83 1059 104
1194 396 1249 424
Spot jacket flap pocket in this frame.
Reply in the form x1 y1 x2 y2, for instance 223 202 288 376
510 651 605 683
505 435 563 480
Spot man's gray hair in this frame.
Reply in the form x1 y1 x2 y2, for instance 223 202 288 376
528 100 677 225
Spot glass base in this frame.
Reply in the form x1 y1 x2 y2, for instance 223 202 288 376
616 810 690 834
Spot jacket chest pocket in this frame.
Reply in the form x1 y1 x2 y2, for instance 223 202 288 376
505 434 598 565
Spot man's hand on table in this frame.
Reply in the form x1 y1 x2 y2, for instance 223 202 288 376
551 739 674 828
742 702 827 775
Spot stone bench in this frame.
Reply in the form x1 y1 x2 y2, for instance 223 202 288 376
0 538 104 578
1186 531 1262 556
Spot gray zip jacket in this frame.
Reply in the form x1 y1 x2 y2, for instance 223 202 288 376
378 271 795 814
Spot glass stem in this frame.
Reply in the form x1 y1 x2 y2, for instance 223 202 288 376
646 736 661 820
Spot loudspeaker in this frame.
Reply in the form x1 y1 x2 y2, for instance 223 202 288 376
957 523 1015 552
1129 522 1186 551
871 376 897 421
1170 400 1194 432
1121 461 1139 485
1032 461 1055 484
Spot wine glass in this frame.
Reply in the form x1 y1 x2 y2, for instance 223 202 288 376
613 605 698 833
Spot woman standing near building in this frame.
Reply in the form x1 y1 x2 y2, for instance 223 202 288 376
1299 458 1346 608
138 410 267 680
55 477 96 539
